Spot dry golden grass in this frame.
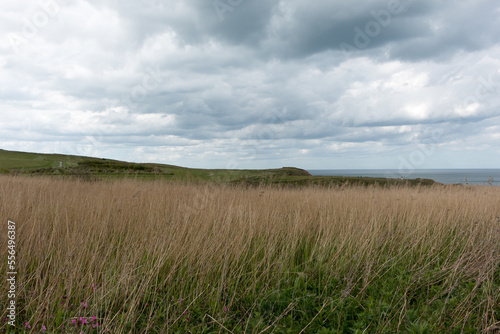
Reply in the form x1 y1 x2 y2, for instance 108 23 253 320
0 175 499 333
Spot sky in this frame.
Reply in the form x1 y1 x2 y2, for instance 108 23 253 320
1 0 500 171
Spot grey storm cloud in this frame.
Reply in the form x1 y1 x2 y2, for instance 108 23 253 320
0 0 500 169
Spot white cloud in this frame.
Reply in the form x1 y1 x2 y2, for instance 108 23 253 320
0 0 499 169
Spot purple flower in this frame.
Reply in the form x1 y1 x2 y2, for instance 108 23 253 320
41 325 47 332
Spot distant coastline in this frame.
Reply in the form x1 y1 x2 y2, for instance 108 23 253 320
308 169 500 186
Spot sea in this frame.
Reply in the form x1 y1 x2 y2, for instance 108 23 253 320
307 169 500 186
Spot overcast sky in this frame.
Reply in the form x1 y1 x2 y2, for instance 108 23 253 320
1 0 500 170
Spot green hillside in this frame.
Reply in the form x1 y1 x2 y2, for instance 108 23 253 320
0 149 311 181
0 149 437 186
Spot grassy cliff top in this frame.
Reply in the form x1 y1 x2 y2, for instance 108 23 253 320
0 148 437 187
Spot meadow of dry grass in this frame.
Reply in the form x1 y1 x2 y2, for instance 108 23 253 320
1 175 499 333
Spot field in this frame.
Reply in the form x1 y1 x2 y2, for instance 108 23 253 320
1 175 499 333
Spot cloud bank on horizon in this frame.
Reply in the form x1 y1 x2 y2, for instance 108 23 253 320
1 0 499 170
